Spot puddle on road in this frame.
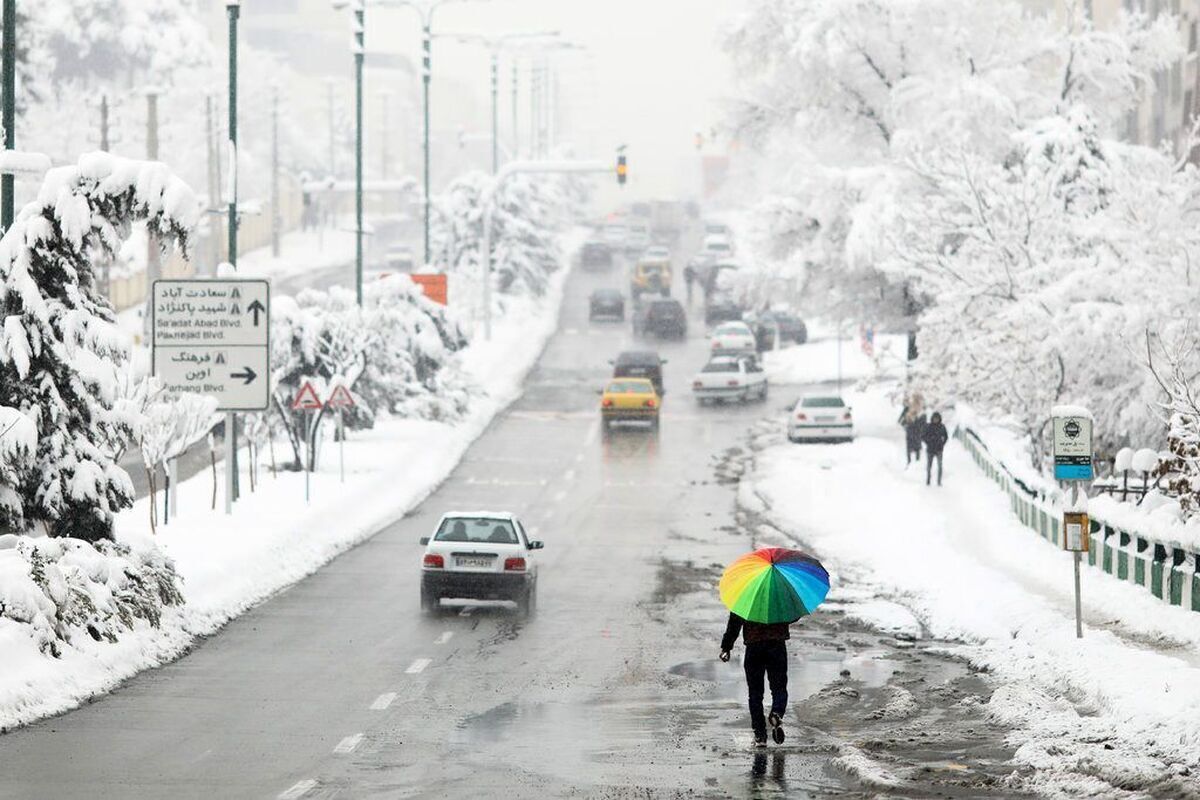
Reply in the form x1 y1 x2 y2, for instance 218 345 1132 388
667 648 899 705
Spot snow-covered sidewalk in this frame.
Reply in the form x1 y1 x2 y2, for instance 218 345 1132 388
744 386 1200 797
0 243 574 731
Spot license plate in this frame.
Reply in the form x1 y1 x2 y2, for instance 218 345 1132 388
816 416 835 423
456 557 492 568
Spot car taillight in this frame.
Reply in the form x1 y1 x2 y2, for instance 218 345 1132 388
602 398 613 407
504 557 526 572
727 380 739 387
843 411 852 421
692 380 703 389
644 398 657 408
423 553 444 569
796 413 807 421
712 341 720 349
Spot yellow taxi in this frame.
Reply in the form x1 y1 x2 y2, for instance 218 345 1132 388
600 378 661 431
630 258 672 299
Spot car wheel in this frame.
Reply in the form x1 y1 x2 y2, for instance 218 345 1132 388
420 585 439 613
650 415 660 432
660 288 669 297
517 583 536 616
759 383 769 401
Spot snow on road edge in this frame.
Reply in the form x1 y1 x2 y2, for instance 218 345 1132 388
0 236 578 732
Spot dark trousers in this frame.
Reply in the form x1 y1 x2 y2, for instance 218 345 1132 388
926 450 943 485
744 641 788 736
906 441 921 464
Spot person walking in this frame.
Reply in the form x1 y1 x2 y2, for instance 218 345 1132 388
923 411 949 486
683 264 696 305
899 403 926 466
720 612 789 747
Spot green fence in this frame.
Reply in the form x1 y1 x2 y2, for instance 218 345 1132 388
957 428 1200 614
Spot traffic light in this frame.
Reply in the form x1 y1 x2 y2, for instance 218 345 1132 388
616 154 627 186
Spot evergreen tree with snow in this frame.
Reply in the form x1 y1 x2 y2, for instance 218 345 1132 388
0 153 197 541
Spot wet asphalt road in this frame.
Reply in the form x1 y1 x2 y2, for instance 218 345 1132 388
0 245 1022 798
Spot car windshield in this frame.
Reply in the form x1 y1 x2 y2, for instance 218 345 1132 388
435 517 519 544
706 243 730 252
716 323 748 335
801 397 845 408
607 380 654 393
702 361 739 373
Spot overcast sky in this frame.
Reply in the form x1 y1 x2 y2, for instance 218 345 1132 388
367 0 736 201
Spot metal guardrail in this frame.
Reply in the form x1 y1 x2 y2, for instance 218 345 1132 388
957 427 1200 614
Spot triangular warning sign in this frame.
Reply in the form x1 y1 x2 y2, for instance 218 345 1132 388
291 381 324 411
326 384 356 409
230 287 241 299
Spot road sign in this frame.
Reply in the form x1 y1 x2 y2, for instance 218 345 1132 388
291 381 324 411
326 384 356 409
411 273 447 305
1063 511 1090 552
1052 410 1094 481
152 279 270 411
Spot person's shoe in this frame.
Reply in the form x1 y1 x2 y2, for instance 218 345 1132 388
768 712 785 744
753 732 768 748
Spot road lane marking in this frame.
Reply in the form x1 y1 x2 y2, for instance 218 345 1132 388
334 733 363 754
459 605 475 617
584 419 600 445
370 693 396 710
552 489 567 503
436 631 454 645
563 468 576 481
278 780 316 799
406 658 432 674
574 452 584 463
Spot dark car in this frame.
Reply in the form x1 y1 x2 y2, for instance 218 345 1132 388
748 310 808 344
705 292 743 326
580 241 614 271
589 288 625 321
634 298 688 340
610 350 667 395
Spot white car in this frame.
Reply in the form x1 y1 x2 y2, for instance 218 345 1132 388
604 224 627 246
692 355 767 404
788 395 854 443
627 224 651 252
700 234 733 259
419 511 543 614
643 245 671 261
710 320 756 355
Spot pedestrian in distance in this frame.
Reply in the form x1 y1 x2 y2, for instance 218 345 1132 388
899 403 926 466
923 411 949 486
683 264 696 305
720 612 790 748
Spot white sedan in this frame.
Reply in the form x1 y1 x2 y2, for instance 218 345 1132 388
692 355 767 404
710 321 756 355
788 395 854 443
419 511 543 615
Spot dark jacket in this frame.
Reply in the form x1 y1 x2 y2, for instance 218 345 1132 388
923 419 949 454
721 612 789 652
903 412 926 447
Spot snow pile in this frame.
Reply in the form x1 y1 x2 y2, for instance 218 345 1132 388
0 534 182 665
746 385 1200 796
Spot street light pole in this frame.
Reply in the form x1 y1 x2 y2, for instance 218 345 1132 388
1 0 16 233
354 0 365 306
226 0 240 511
490 52 499 174
422 18 431 266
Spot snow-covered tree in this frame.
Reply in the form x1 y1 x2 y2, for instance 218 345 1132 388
0 153 198 541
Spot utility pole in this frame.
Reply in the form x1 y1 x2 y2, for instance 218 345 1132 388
145 90 162 336
490 52 499 173
327 78 337 179
511 60 519 158
271 86 280 258
529 62 539 157
100 95 110 151
1 0 16 233
354 0 365 306
380 91 391 180
206 95 222 272
226 0 240 510
422 18 432 266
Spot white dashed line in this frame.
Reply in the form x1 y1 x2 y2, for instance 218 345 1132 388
278 779 317 799
333 733 363 754
369 692 396 710
406 658 432 674
563 468 576 481
435 631 454 645
584 419 600 445
459 605 475 617
552 489 567 503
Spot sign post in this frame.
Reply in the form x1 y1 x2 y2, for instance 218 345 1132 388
326 383 356 483
1052 405 1094 639
291 381 323 503
152 279 270 514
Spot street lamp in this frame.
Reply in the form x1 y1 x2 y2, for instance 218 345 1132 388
331 0 366 305
442 31 560 174
507 39 586 159
1 0 15 232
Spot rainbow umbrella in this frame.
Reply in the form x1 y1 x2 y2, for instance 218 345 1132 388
719 547 830 624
